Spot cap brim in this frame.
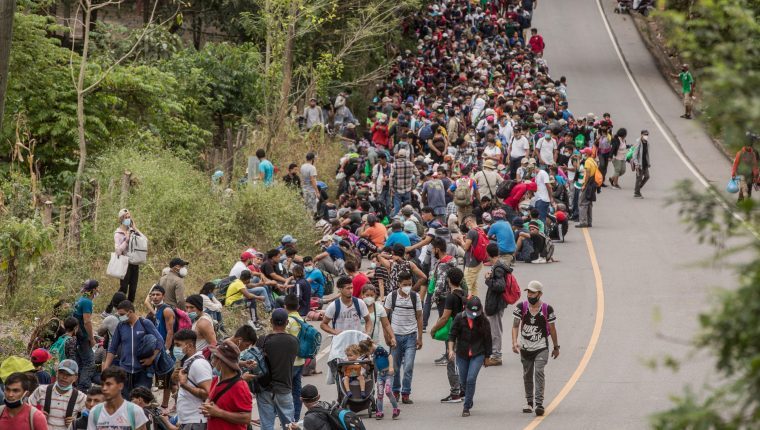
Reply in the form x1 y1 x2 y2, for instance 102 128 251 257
466 310 482 319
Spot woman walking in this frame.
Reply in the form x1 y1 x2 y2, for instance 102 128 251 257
105 209 142 314
447 296 492 417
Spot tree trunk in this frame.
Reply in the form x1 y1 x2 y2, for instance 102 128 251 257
277 0 298 133
0 0 16 132
192 11 202 50
62 0 72 47
69 0 93 248
225 127 234 186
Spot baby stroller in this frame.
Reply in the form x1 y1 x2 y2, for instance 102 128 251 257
326 330 378 417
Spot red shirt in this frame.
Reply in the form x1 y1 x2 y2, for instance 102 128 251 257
529 35 545 54
504 182 537 210
352 272 369 298
0 404 49 430
207 377 253 430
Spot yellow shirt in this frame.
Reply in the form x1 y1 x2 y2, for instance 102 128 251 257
583 157 598 187
225 279 247 306
286 311 306 366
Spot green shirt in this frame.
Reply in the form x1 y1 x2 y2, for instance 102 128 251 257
679 71 694 94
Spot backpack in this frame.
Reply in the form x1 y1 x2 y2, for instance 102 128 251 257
158 303 193 332
388 290 419 323
92 402 138 430
453 178 473 207
470 227 489 263
214 276 237 305
49 334 71 363
502 269 521 305
625 145 636 162
520 300 551 337
495 179 514 199
419 125 434 141
0 405 37 430
43 384 80 420
598 134 612 154
289 316 322 359
127 232 148 265
593 167 603 187
332 297 363 329
308 402 367 430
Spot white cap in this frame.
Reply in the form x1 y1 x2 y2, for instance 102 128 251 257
526 280 544 293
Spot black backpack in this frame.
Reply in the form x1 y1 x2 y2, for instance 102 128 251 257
307 402 367 430
495 179 515 200
387 289 418 323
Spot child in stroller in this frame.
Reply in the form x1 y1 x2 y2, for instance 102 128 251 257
330 335 378 416
342 344 368 398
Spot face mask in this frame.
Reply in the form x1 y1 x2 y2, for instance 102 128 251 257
179 267 188 278
4 394 25 408
528 296 539 305
401 286 412 295
369 262 377 270
118 315 129 323
212 367 222 377
188 312 198 321
122 219 131 227
55 382 73 392
304 266 314 273
642 136 648 142
363 297 376 306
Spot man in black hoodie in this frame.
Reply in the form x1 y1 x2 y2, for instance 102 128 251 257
483 243 510 366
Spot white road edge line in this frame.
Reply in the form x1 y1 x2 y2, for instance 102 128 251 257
593 0 759 240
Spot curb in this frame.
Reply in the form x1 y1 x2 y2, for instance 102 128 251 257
625 11 732 161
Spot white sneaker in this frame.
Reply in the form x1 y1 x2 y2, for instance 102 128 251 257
531 257 547 264
522 403 533 413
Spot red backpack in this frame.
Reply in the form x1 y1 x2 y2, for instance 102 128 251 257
502 271 521 305
175 308 193 331
471 228 490 263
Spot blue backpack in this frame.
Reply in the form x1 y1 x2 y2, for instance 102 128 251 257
290 316 322 359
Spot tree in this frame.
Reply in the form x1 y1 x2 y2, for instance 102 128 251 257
0 0 16 131
0 216 54 298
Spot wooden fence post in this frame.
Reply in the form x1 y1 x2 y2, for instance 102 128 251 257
42 200 53 226
58 205 67 244
225 128 234 186
120 170 132 208
92 180 101 232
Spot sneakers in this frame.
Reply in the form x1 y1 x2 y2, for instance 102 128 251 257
535 404 545 416
393 392 400 401
434 354 449 366
440 393 463 403
401 394 413 404
422 328 427 333
575 223 589 228
485 357 502 366
530 257 547 264
462 409 470 417
392 408 400 420
375 412 384 420
611 185 621 190
522 403 534 413
634 193 644 199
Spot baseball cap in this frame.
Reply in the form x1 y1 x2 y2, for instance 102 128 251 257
271 308 289 326
301 384 320 402
30 348 52 365
526 280 544 293
281 235 297 245
465 297 483 319
241 251 254 261
169 257 189 267
641 129 649 135
580 147 594 156
58 359 79 375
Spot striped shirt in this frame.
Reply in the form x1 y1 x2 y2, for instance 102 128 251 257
28 384 86 430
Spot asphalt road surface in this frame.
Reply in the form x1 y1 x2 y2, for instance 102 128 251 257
268 1 744 428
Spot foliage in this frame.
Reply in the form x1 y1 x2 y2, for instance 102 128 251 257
0 215 54 297
653 181 760 428
657 0 760 147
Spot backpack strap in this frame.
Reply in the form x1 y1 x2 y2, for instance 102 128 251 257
64 388 80 419
127 402 136 430
29 406 36 430
92 404 103 427
44 384 54 415
332 299 342 329
541 302 550 337
212 376 242 403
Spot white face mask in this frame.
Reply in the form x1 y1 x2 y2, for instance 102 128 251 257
179 267 188 278
363 297 376 306
401 286 412 295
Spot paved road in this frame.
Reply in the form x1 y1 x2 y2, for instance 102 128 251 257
268 1 743 429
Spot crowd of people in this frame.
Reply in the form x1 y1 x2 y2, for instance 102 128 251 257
0 0 685 429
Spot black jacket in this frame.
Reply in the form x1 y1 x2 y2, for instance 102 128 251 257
448 313 492 358
484 261 510 316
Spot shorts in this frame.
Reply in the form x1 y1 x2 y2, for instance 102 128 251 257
683 93 693 108
612 159 627 177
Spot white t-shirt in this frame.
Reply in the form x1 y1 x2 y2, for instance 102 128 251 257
384 291 422 336
367 304 388 347
87 400 149 430
28 384 86 430
228 261 248 279
300 163 318 193
325 298 369 333
510 136 530 158
177 352 213 424
534 169 551 202
483 145 502 160
536 137 557 165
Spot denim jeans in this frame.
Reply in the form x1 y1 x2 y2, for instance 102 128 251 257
375 370 398 414
292 365 303 420
257 390 295 430
247 287 273 311
535 199 550 226
75 335 95 390
391 332 418 395
422 292 433 330
392 191 411 218
121 368 153 398
379 188 391 216
456 354 485 410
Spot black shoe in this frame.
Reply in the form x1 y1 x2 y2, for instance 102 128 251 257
441 394 463 403
634 194 643 199
462 409 470 417
535 404 545 416
575 223 589 228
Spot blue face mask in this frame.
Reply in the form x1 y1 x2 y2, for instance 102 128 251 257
212 367 222 377
188 312 198 321
122 218 132 227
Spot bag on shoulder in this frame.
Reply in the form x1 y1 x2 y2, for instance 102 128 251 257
495 179 514 199
308 402 367 430
214 276 237 305
471 227 489 263
107 252 129 279
127 232 148 265
289 316 322 359
49 334 71 364
332 297 362 329
593 166 603 187
159 304 193 332
92 402 138 430
502 269 521 305
453 178 472 207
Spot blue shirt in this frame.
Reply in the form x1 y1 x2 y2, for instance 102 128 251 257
325 244 345 261
488 220 516 254
385 231 411 248
306 269 326 297
73 296 93 339
259 159 274 185
108 318 164 373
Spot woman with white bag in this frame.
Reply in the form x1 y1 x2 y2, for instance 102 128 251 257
105 209 145 313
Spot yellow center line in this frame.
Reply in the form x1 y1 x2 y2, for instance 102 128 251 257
523 227 606 430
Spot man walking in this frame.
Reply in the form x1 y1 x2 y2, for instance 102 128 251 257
384 271 423 404
458 216 486 297
301 152 319 215
484 244 510 366
27 360 86 430
676 64 695 119
576 148 597 228
1 373 49 430
256 309 299 430
87 367 148 430
391 149 416 217
320 276 372 335
512 281 559 417
303 98 325 130
173 329 212 430
632 130 651 199
73 280 98 390
730 135 759 202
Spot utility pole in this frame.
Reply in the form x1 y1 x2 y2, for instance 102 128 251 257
0 0 15 131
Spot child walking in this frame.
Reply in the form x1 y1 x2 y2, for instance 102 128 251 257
364 339 400 420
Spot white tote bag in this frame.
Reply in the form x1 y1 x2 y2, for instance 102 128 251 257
107 252 129 279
